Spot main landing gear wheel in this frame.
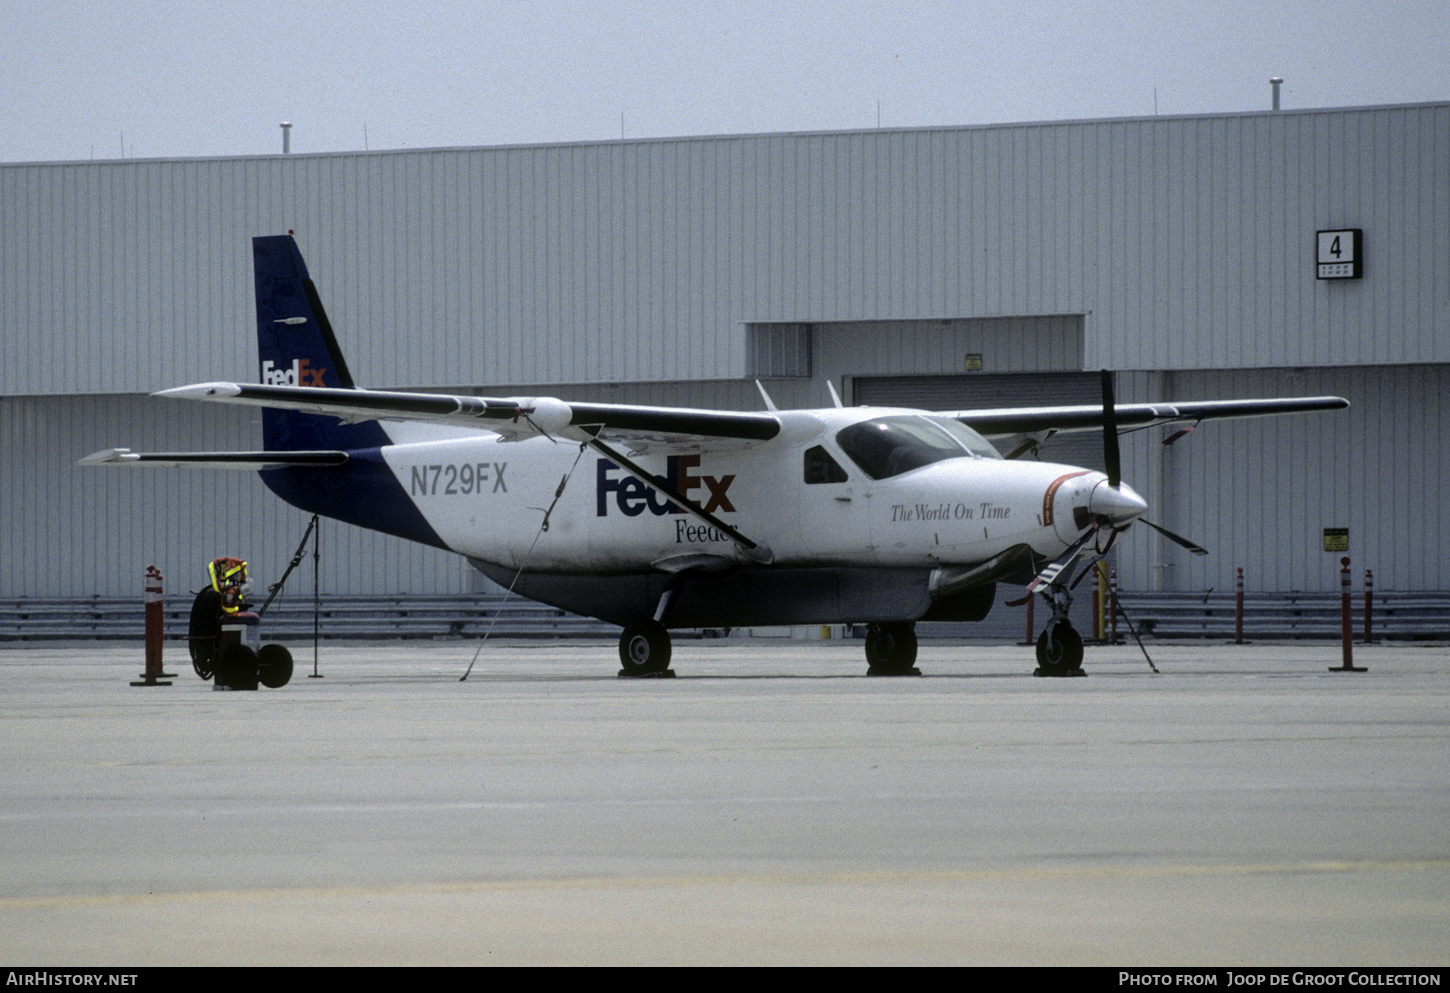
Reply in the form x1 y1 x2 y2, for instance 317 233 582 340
618 621 675 678
1035 621 1086 677
865 622 920 676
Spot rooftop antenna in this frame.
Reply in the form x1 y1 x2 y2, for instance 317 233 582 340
1269 77 1283 111
754 380 780 412
280 121 293 154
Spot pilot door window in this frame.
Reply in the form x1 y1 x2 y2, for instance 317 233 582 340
803 445 849 484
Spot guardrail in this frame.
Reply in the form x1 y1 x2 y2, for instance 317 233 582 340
0 594 618 642
1116 591 1450 641
3 590 1448 643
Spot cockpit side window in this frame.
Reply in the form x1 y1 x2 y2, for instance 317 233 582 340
803 445 848 484
836 415 994 480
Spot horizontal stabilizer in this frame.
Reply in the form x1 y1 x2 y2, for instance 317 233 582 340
79 448 348 469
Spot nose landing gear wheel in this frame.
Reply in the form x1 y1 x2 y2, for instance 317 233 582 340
618 621 675 677
1035 621 1085 676
865 622 920 676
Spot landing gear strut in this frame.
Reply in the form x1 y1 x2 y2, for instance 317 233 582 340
1034 582 1086 677
618 582 683 678
865 621 920 676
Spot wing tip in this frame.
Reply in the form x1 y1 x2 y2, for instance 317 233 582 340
152 381 243 400
77 448 136 466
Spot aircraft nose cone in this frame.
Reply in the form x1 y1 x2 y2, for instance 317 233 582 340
1089 480 1148 529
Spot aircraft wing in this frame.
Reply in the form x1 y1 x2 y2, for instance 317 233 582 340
948 396 1350 438
156 382 783 443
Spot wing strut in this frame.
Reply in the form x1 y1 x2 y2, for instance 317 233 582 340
585 436 771 564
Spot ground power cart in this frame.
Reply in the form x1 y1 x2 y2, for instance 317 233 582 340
187 557 293 690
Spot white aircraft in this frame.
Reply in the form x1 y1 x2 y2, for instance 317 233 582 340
84 235 1348 677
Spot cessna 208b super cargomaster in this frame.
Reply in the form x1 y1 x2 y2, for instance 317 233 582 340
84 235 1348 677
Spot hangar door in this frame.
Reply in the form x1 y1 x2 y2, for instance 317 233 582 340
850 372 1106 473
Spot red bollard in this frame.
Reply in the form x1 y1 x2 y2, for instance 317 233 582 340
1109 570 1119 645
1021 593 1035 646
131 565 173 687
1362 569 1375 645
1234 566 1245 645
1331 556 1366 672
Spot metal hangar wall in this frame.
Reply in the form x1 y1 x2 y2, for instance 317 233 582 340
2 102 1445 599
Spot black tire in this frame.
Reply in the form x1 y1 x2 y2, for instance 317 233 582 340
215 643 260 690
618 621 672 676
1036 621 1085 671
187 588 221 680
865 622 919 675
258 643 294 688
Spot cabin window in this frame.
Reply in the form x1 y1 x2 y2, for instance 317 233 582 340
803 445 848 484
835 415 1000 481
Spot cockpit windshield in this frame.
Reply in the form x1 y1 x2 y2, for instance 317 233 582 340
835 415 1002 480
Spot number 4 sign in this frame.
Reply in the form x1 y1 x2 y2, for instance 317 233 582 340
1317 229 1363 279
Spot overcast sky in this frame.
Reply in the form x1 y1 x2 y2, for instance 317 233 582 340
3 0 1445 163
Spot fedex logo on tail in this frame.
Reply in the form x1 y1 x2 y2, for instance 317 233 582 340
597 455 736 517
261 358 328 387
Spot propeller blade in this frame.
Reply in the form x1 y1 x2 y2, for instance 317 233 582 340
1163 423 1198 446
1101 369 1121 487
1141 518 1209 556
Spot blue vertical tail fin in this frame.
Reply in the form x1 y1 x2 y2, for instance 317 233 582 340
253 234 389 451
252 235 445 548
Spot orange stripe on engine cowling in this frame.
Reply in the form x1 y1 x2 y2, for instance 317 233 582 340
1042 470 1091 528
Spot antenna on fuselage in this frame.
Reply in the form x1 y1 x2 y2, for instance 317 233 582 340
754 380 780 412
826 380 844 408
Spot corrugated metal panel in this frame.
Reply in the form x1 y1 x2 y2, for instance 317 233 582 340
746 324 812 378
4 104 1445 398
814 315 1084 381
1112 365 1447 595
